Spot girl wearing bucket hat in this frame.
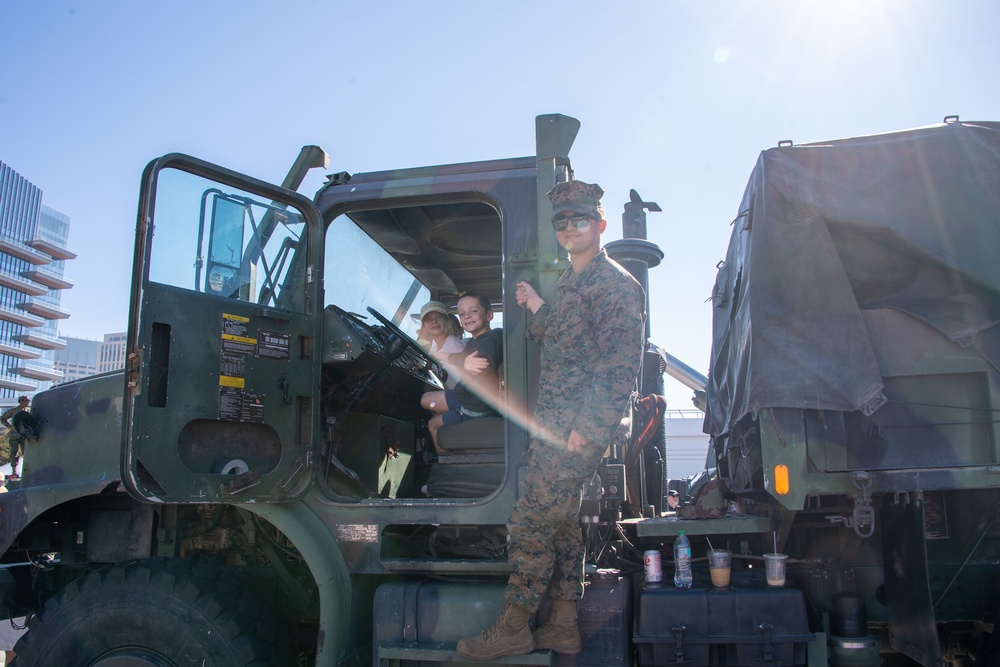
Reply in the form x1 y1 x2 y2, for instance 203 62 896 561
416 301 466 388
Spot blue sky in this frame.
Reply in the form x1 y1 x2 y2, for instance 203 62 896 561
1 0 996 409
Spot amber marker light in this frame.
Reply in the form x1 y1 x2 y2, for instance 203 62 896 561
774 465 790 495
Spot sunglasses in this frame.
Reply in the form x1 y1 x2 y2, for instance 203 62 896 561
552 215 594 232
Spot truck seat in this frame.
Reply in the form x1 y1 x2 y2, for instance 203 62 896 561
425 416 505 497
435 416 505 451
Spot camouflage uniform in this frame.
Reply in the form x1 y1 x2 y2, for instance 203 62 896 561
0 403 27 470
505 246 645 611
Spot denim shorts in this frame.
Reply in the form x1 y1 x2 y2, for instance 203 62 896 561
440 389 494 425
441 389 466 425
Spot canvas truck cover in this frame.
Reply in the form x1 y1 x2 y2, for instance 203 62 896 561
704 120 1000 437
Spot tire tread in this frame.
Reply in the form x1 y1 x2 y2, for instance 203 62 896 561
13 557 293 666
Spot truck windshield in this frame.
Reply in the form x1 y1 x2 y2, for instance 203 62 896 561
324 214 429 338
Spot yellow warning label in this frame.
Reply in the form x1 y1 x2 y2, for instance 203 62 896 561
222 313 251 338
219 375 245 389
222 333 257 345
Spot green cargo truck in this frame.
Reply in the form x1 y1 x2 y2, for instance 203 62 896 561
0 114 998 666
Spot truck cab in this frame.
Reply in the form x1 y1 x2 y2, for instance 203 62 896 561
121 115 584 512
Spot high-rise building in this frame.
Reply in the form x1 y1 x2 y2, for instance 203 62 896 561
53 336 101 384
0 161 76 408
97 332 127 374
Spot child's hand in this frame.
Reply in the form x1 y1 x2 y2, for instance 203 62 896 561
463 350 490 374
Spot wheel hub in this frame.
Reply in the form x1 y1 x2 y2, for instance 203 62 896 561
90 647 177 667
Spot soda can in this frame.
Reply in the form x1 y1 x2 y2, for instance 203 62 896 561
643 549 662 583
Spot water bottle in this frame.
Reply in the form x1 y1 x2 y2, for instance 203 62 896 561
674 531 692 588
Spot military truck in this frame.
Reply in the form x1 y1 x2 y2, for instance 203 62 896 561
0 113 998 667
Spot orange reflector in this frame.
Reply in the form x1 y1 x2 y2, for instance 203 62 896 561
774 465 790 495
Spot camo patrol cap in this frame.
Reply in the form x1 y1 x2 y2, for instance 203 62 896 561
547 180 604 222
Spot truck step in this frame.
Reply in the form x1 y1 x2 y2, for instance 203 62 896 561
377 640 554 666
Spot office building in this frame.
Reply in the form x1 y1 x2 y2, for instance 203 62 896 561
0 161 76 407
97 332 127 374
53 337 100 384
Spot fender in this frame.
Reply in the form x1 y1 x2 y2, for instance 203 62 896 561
0 478 117 553
241 499 351 667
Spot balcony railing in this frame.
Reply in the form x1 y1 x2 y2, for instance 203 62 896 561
0 375 37 392
21 268 73 290
28 237 78 261
13 330 67 351
0 306 45 328
0 340 41 360
0 269 47 297
0 238 51 265
19 300 71 320
10 361 63 382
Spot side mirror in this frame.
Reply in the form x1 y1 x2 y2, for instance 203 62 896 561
205 195 247 297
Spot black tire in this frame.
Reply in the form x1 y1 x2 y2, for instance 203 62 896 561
12 557 293 667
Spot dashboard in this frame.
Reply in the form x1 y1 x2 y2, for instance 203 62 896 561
321 305 441 421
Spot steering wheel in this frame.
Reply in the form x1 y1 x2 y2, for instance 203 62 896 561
366 307 446 383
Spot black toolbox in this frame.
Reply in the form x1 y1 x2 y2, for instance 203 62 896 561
634 582 813 666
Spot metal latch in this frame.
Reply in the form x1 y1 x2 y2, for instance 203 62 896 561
758 623 776 662
670 624 691 665
125 349 142 390
824 471 875 539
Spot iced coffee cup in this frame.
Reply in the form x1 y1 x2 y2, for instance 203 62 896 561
708 549 731 588
763 553 788 586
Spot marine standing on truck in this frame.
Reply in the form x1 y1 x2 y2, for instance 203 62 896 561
0 395 30 479
457 181 645 660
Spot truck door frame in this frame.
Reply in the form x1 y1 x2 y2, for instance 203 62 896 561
122 154 324 504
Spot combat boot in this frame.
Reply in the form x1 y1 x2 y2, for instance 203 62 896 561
533 598 582 654
456 602 535 660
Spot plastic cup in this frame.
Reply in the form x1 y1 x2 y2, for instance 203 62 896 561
708 549 731 588
763 553 788 586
